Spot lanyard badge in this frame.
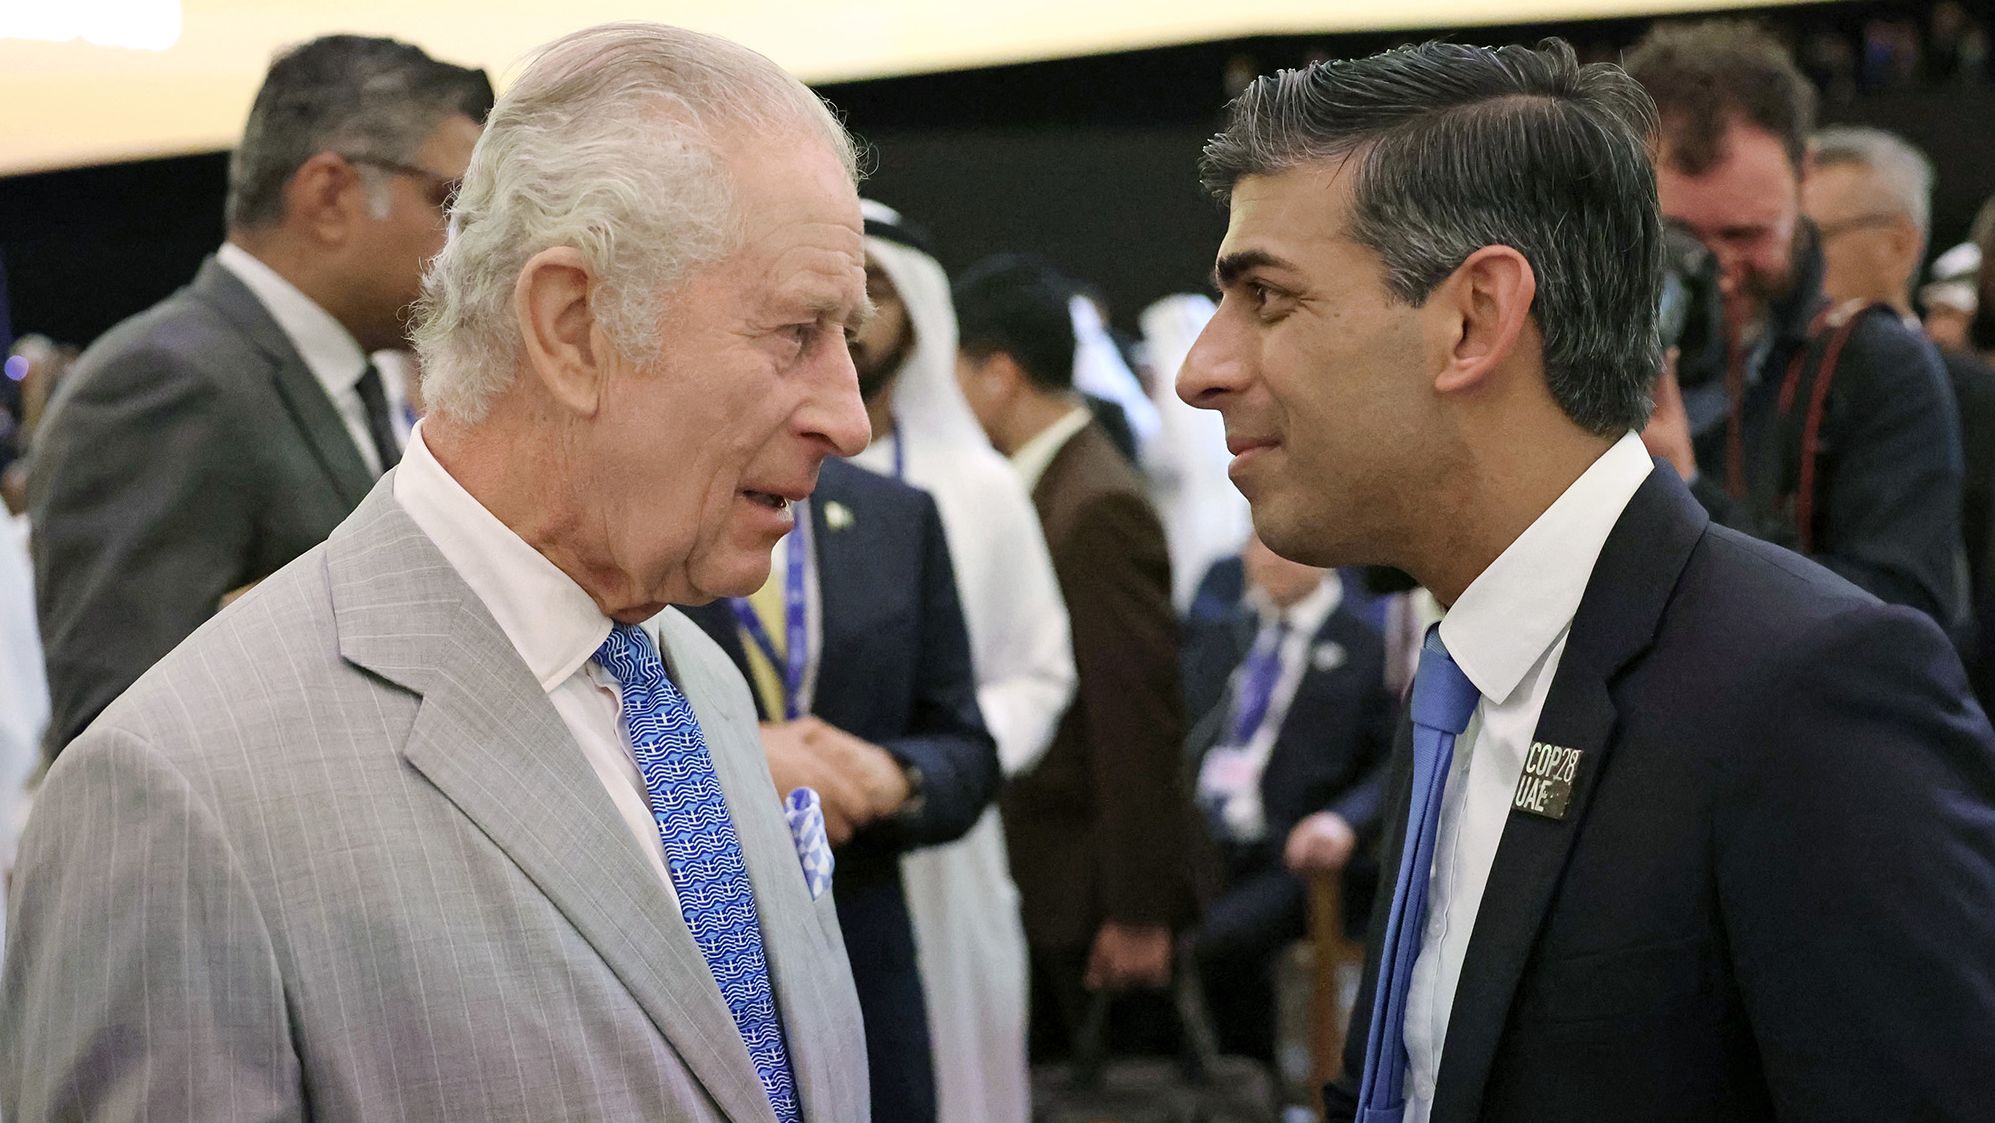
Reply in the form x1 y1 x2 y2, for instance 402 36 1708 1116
728 504 812 720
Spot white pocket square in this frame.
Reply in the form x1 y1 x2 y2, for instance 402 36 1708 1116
784 787 835 901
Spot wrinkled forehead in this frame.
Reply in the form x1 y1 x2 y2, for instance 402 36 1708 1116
1805 161 1900 218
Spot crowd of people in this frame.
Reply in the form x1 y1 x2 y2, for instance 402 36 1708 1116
2 13 1995 1123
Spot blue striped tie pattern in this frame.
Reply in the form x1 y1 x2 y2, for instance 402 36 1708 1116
595 622 800 1123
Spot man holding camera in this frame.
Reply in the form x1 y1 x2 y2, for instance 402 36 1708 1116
1630 21 1966 628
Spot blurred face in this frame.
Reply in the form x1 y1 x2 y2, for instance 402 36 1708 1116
1241 532 1327 608
345 113 481 352
1656 121 1801 332
1802 162 1919 307
1928 304 1973 352
848 259 913 401
954 350 1016 449
1178 159 1434 568
586 135 872 615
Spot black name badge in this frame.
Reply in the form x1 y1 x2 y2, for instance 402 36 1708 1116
1512 742 1583 820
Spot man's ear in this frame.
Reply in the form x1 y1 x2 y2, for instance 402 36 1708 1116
513 247 610 417
283 152 366 247
1430 245 1537 397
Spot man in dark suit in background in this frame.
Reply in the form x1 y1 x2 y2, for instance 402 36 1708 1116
1801 124 1995 704
954 254 1199 1057
1184 533 1395 1063
29 36 490 755
1632 22 1965 631
684 455 999 1123
1183 38 1995 1122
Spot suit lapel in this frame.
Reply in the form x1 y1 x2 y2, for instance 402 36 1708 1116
1430 468 1710 1122
328 487 781 1123
192 257 376 506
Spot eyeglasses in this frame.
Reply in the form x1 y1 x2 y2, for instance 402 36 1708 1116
1815 212 1904 242
341 154 461 211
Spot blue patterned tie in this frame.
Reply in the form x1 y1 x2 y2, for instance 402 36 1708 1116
1354 625 1481 1122
595 623 800 1123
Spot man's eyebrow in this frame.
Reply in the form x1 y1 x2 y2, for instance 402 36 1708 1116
1212 249 1303 290
790 284 873 328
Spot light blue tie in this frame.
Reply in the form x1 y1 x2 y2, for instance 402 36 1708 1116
595 623 801 1123
1354 625 1481 1122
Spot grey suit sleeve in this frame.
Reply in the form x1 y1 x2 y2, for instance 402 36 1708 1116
30 347 255 755
0 728 302 1121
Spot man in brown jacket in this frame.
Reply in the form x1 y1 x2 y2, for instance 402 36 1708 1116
954 254 1198 1057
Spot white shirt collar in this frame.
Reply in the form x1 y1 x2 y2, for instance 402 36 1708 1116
1009 404 1093 491
1439 432 1655 706
392 421 611 692
215 242 370 401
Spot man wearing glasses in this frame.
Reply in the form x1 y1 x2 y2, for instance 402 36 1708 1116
30 35 490 756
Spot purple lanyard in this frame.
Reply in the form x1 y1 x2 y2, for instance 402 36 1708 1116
889 421 907 480
727 504 811 720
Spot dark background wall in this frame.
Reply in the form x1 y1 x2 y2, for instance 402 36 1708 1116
3 0 1988 348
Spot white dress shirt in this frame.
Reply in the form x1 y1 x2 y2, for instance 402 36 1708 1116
1399 432 1654 1120
392 422 676 902
215 242 384 475
1009 404 1094 493
1197 574 1344 842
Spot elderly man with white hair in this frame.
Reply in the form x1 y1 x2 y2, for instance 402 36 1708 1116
1804 125 1995 700
1 22 874 1123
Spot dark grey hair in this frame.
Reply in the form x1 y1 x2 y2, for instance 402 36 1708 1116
227 35 492 230
1201 38 1664 436
1813 126 1935 241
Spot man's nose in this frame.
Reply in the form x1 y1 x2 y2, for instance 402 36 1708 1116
805 345 873 457
1178 313 1247 411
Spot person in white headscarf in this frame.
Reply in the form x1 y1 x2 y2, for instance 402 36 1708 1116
1070 293 1161 456
848 202 1076 1123
0 499 48 948
1137 293 1252 610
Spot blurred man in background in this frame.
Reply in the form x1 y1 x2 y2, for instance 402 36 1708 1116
684 453 1001 1123
1630 21 1966 629
955 254 1199 1059
1183 533 1394 1064
1804 125 1995 703
849 202 1075 1123
29 35 490 755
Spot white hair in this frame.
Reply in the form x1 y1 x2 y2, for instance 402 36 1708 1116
1813 125 1935 240
413 22 860 423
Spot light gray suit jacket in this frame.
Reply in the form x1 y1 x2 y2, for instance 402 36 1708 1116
0 482 870 1122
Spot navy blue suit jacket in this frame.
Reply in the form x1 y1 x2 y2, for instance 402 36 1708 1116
684 458 998 1123
1326 466 1995 1123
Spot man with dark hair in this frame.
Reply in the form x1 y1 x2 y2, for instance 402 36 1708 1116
30 35 491 755
1184 36 1995 1123
955 254 1199 1058
1628 20 1966 629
